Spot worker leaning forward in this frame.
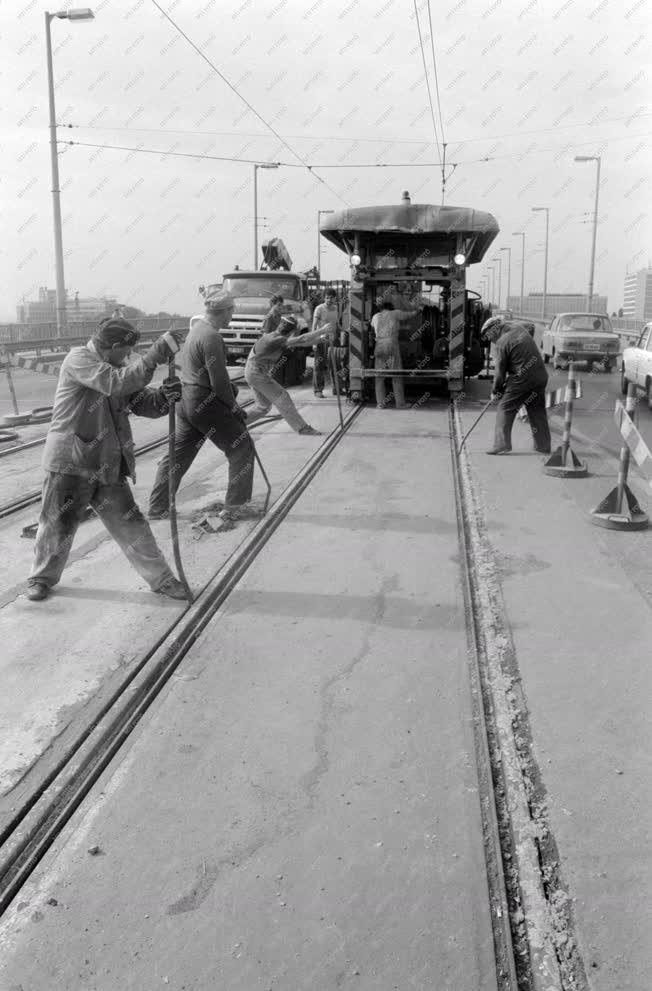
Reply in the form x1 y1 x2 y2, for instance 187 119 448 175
370 295 420 409
312 288 340 398
481 316 551 455
245 314 330 435
26 318 187 602
149 290 257 527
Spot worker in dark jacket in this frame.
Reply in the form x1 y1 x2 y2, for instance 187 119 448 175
482 317 551 455
26 318 186 601
148 290 257 527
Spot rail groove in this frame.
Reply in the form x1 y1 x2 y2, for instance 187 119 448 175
0 405 362 916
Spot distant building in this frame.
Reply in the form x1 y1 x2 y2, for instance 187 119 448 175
506 292 608 319
622 268 652 321
16 287 117 325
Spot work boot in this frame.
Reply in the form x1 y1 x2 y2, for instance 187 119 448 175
26 581 50 601
299 425 322 436
155 577 189 601
147 510 169 521
314 390 324 398
220 503 265 523
486 447 511 455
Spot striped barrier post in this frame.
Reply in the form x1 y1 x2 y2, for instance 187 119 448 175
543 362 587 477
347 278 365 402
590 382 649 530
448 266 465 393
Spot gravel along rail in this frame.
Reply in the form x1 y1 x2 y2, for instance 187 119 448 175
0 405 362 918
0 377 249 520
450 402 586 991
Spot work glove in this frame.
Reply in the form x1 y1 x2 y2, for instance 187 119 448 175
490 390 503 402
235 404 248 422
161 376 182 404
145 329 185 366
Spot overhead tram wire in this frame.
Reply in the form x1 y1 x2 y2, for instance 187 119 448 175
58 112 652 149
425 0 453 204
60 129 652 171
149 0 349 207
412 0 442 181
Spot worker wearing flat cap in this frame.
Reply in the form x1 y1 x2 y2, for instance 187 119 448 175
26 317 187 602
149 289 257 526
481 316 551 455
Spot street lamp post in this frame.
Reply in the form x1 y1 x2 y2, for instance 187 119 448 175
500 246 511 313
253 163 279 269
492 256 502 310
487 266 495 306
317 209 334 280
531 207 550 320
45 7 94 337
574 155 601 311
512 231 525 315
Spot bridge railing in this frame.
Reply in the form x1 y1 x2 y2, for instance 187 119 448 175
0 316 191 352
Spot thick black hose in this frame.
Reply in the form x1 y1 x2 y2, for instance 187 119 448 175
167 357 194 602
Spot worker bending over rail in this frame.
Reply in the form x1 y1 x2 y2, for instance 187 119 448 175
244 315 331 435
481 316 551 456
26 319 187 602
149 290 257 526
371 296 421 409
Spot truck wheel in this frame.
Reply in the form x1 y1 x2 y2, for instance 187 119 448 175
543 352 550 364
647 379 652 411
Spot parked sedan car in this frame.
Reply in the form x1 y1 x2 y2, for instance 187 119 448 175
621 322 652 407
541 313 620 371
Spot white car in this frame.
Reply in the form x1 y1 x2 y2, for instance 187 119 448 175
541 312 620 371
621 321 652 407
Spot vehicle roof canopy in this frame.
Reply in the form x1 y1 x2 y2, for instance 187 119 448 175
320 203 499 265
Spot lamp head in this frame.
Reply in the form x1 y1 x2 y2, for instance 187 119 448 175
56 7 95 19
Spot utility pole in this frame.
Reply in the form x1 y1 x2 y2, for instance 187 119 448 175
574 155 601 310
512 231 525 315
532 207 550 319
500 246 511 312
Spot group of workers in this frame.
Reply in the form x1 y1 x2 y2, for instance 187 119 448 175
23 284 548 602
24 287 337 602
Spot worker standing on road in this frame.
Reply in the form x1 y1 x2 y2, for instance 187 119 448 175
261 295 284 335
149 290 258 527
370 295 420 409
312 288 341 397
26 318 187 602
481 317 551 455
245 315 331 435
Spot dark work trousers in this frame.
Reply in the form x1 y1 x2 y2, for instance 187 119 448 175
29 472 174 590
494 384 551 452
312 341 330 393
149 386 255 515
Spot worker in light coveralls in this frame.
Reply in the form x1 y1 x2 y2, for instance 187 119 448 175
370 294 421 409
481 316 551 456
26 318 187 602
148 289 257 527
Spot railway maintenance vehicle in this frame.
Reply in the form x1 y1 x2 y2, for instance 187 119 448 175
319 191 498 400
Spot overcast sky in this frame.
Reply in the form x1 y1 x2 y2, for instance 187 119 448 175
1 0 649 320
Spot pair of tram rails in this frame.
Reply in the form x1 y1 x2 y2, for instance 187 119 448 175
0 199 585 987
0 398 583 991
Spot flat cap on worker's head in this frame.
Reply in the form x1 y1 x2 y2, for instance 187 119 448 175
94 317 140 348
480 316 507 341
279 314 298 333
203 288 235 313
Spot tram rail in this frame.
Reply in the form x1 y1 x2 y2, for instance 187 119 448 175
0 378 250 520
0 399 580 990
0 404 362 917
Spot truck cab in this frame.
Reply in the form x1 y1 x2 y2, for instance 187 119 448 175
201 240 312 385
